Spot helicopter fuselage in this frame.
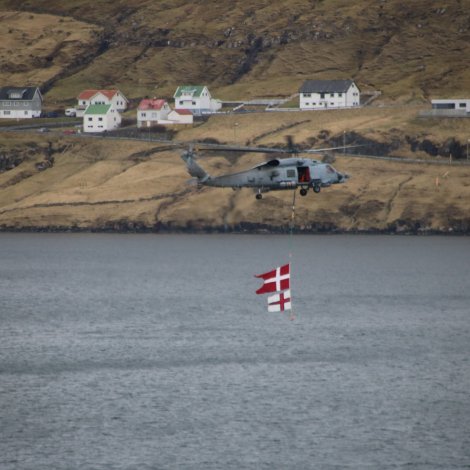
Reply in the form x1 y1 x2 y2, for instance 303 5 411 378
181 152 349 199
206 158 347 192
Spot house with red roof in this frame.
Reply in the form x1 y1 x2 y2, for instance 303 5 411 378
167 108 193 124
137 98 171 128
76 89 128 117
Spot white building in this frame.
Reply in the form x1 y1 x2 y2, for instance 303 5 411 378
299 79 360 110
137 99 171 127
0 86 42 119
166 109 193 124
431 99 470 116
173 85 221 115
76 89 128 117
83 104 121 133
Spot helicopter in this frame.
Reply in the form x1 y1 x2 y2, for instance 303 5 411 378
180 138 352 199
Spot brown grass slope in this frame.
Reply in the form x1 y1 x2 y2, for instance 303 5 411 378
0 0 469 102
0 1 469 232
1 111 470 233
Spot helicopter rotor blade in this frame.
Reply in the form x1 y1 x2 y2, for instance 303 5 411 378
303 144 366 153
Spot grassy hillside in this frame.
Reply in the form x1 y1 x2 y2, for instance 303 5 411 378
0 0 469 102
0 1 469 233
1 107 469 233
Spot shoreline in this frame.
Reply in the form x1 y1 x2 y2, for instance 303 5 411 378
1 223 468 236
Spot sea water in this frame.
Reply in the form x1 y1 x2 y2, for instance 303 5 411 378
1 233 469 469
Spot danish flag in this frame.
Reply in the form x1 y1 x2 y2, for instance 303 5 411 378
267 290 292 312
255 263 290 295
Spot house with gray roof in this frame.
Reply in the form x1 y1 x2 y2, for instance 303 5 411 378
299 79 360 110
0 86 43 119
173 85 221 115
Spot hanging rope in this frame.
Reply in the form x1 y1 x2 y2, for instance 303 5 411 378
288 189 297 321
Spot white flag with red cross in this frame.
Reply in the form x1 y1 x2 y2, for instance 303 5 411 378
267 290 292 312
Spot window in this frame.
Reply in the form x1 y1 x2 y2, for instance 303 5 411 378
320 93 325 99
24 111 28 115
287 169 296 178
305 103 310 106
312 103 316 105
98 117 103 121
4 110 10 115
192 101 196 105
330 102 334 106
338 93 342 97
88 117 92 121
330 93 334 97
433 103 454 109
141 112 146 117
179 101 183 105
459 103 466 108
304 93 311 97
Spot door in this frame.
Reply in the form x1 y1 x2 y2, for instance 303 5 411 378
298 166 311 183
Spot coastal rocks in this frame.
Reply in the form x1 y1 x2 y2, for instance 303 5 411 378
406 136 467 159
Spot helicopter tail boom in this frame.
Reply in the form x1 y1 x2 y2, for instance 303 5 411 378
181 150 210 183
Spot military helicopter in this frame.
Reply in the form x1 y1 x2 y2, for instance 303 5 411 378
181 137 352 199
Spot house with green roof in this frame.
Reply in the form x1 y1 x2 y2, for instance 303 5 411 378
83 104 121 133
173 85 221 115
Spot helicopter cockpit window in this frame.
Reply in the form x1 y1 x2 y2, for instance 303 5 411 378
287 169 296 178
326 165 336 173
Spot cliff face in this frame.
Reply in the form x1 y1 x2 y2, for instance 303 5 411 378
0 0 469 102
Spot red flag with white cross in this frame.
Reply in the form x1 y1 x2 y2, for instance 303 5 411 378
255 263 290 294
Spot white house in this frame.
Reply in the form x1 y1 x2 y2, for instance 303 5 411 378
83 104 121 133
173 85 221 114
137 99 171 127
0 86 42 119
166 108 193 124
431 99 470 116
299 80 360 110
76 89 128 117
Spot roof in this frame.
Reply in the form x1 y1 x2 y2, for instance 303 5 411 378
138 99 167 111
171 109 193 115
0 86 41 101
78 89 126 101
84 104 112 115
174 86 206 98
299 79 355 94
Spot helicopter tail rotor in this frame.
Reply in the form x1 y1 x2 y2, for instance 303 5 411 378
181 147 210 183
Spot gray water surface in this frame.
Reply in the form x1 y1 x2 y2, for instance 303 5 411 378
1 234 469 469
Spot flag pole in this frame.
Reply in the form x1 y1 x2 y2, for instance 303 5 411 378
289 189 296 321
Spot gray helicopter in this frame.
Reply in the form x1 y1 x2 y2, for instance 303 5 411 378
181 139 351 199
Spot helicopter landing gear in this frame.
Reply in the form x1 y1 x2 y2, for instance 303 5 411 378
256 192 263 200
299 188 308 196
313 184 321 193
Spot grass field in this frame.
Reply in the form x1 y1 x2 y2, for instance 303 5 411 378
1 105 469 232
0 0 469 231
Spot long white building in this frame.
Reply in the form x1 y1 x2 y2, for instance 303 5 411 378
299 80 360 110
